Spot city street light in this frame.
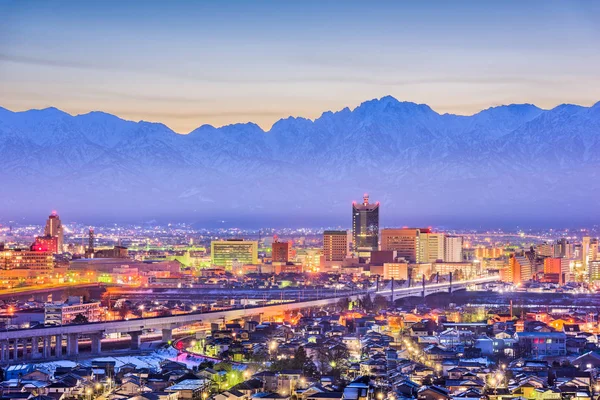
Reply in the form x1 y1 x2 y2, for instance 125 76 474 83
269 340 278 356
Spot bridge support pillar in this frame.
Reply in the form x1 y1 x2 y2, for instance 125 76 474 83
55 335 63 358
12 339 19 361
31 336 41 359
43 336 52 358
0 342 7 362
90 332 102 355
130 331 142 351
162 329 173 343
66 333 79 356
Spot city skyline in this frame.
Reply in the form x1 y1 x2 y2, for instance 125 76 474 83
2 1 600 132
4 2 600 398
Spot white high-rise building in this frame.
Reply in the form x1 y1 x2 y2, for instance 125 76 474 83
444 236 463 262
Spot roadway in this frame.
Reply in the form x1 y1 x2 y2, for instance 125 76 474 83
0 276 499 341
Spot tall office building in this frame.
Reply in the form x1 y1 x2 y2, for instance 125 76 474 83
0 249 54 287
444 236 463 262
582 236 591 271
32 236 59 253
380 228 429 263
590 260 600 282
537 242 554 257
211 239 258 270
509 254 531 285
272 240 290 263
44 211 64 252
352 194 379 252
420 232 445 262
587 239 599 281
555 238 572 258
544 257 569 284
323 230 348 262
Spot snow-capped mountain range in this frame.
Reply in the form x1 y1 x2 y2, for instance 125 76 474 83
1 96 600 227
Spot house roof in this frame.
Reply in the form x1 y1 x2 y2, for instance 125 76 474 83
306 393 343 399
167 379 209 391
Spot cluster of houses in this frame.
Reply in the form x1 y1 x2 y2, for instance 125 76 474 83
3 303 600 400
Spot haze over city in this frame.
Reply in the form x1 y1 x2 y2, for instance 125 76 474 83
2 1 600 226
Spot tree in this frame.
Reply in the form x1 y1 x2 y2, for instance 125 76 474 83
72 313 89 324
293 346 308 368
337 297 350 311
214 362 233 372
316 344 350 376
270 346 311 372
359 294 373 312
373 295 388 312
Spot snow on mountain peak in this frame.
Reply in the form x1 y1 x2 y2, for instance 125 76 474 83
1 98 600 222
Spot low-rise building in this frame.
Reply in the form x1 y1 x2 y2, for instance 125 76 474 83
44 296 103 326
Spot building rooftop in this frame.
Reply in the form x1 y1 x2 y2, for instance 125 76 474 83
166 379 209 391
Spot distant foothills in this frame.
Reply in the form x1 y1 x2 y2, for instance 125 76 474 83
1 96 600 227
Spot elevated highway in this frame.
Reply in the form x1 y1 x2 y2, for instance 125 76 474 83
0 276 498 363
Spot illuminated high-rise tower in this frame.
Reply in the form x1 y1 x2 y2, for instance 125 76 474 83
44 211 64 252
352 193 379 252
86 227 95 258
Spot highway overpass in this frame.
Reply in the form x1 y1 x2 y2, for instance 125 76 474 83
0 276 498 363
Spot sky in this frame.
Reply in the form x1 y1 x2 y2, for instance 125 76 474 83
1 0 600 133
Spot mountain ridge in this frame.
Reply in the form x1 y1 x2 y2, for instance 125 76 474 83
1 95 600 226
5 96 590 135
